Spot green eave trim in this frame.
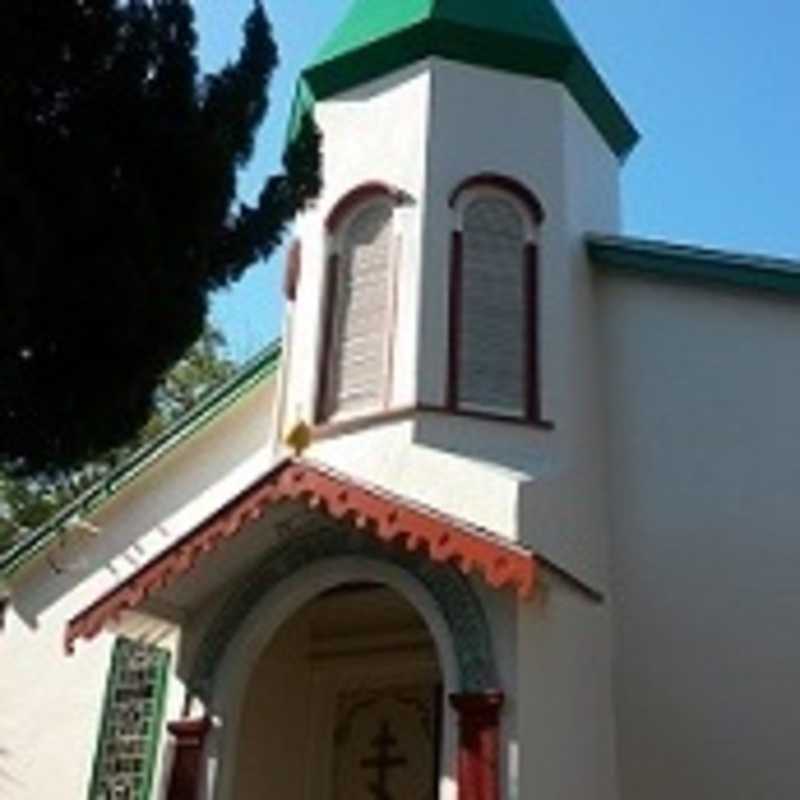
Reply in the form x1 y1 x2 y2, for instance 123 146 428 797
588 234 800 296
300 17 638 160
0 340 282 580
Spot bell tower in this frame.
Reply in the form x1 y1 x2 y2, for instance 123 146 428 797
276 7 637 793
279 0 637 431
278 0 637 502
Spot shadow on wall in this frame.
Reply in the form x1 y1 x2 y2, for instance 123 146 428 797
412 412 558 476
0 746 20 789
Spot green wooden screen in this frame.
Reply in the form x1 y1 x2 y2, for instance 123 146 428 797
88 637 170 800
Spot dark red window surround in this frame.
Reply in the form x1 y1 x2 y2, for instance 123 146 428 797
315 252 341 424
447 174 548 427
448 173 545 226
324 181 406 233
315 182 405 424
283 239 302 302
314 176 551 430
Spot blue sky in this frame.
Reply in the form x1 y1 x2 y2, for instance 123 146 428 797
196 0 800 361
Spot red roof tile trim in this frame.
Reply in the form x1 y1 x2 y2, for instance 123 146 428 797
65 459 538 653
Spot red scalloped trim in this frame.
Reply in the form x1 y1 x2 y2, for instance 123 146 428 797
65 460 538 653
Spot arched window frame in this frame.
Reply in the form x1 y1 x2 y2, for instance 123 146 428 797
447 174 546 424
315 183 405 424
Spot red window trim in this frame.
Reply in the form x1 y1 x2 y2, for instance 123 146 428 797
283 238 302 301
446 230 463 411
447 177 545 425
311 404 554 444
449 173 546 226
524 242 542 423
325 181 406 233
315 252 340 424
316 183 406 424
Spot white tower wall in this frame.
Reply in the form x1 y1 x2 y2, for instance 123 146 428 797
278 54 627 799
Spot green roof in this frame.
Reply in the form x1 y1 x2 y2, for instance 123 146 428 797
587 234 800 295
0 341 282 580
296 0 638 159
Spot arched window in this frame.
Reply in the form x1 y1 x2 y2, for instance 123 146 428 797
448 175 544 422
318 185 400 422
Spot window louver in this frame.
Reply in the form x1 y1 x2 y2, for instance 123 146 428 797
326 202 392 418
459 197 527 416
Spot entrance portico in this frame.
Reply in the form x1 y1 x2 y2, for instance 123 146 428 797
66 460 538 800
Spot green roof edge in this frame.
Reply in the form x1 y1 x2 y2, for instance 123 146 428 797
296 17 638 160
0 340 282 580
587 234 800 295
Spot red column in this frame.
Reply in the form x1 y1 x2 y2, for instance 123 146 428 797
450 692 504 800
166 716 212 800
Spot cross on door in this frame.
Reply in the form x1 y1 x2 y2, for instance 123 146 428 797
359 720 408 800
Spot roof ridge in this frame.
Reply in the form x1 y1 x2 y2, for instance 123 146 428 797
0 340 283 579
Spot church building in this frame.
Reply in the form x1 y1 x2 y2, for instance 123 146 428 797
2 1 799 799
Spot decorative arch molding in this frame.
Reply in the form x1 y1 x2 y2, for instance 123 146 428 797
189 525 498 698
449 172 546 226
325 181 410 233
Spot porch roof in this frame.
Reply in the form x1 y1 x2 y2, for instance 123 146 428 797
65 458 539 654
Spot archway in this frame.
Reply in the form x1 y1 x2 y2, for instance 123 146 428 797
172 525 504 800
234 582 443 799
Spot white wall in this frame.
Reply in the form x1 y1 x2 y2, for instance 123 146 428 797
233 613 312 800
286 57 623 593
515 580 618 800
600 272 800 799
282 63 432 430
0 377 278 800
278 58 626 798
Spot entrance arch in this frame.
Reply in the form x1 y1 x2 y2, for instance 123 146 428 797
175 525 503 800
233 582 443 799
190 526 498 699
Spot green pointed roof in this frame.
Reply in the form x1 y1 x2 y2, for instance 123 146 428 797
297 0 639 160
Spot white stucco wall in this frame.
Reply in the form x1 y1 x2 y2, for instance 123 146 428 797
422 59 621 590
283 63 432 429
233 614 313 800
515 580 618 800
275 57 626 799
0 377 278 800
600 272 800 799
284 58 622 594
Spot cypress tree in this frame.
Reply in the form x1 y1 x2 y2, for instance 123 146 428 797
0 0 321 473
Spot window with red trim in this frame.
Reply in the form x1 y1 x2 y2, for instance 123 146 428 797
448 177 543 422
317 193 396 422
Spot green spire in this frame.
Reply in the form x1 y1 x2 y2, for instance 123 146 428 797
296 0 638 160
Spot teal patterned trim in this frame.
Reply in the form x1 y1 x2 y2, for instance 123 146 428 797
190 525 498 695
88 638 171 800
